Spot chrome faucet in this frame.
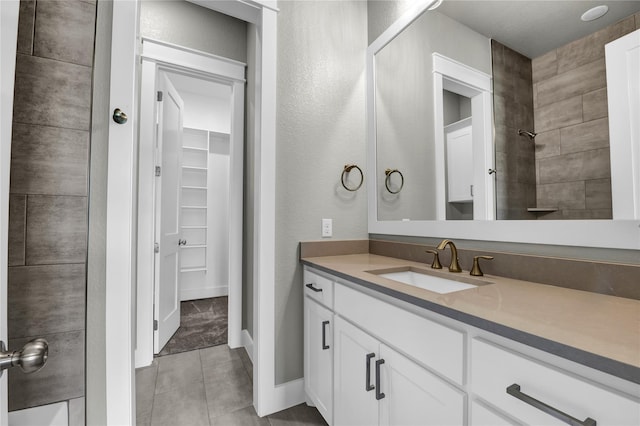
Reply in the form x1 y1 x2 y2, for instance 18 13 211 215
436 239 462 272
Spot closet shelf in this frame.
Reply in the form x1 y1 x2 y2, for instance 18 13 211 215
181 225 207 229
181 244 206 249
181 205 207 209
182 185 207 190
180 267 207 273
183 146 208 152
182 166 207 171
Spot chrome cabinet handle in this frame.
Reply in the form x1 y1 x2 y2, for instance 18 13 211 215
0 339 48 377
365 353 375 392
305 283 322 292
375 359 386 400
321 321 330 350
506 384 596 426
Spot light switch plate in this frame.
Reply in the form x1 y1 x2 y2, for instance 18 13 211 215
322 218 332 237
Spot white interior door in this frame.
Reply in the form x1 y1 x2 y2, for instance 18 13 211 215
154 72 185 353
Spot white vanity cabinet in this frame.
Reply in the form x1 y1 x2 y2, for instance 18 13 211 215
303 269 334 423
302 266 640 426
333 316 464 426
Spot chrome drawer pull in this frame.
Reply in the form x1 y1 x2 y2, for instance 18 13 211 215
506 384 596 426
305 283 322 292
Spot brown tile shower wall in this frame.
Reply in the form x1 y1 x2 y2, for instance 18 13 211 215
7 0 95 411
492 40 537 220
531 15 638 220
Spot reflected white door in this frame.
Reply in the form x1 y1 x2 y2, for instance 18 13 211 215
606 29 640 219
154 73 185 353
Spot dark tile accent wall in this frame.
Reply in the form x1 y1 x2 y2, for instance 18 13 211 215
7 0 95 412
368 240 640 300
491 40 537 220
531 15 636 220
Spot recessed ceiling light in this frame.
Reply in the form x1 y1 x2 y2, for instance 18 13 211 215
581 5 609 22
428 0 444 11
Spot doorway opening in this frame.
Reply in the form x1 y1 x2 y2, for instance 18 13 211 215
136 38 246 366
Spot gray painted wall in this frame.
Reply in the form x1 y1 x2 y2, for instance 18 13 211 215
139 0 247 62
367 0 416 44
275 0 369 384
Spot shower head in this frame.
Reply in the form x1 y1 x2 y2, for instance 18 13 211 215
517 129 537 140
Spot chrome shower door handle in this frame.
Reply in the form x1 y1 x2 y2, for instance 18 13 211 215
0 338 49 377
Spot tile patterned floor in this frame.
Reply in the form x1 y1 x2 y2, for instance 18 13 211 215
158 297 229 356
136 345 327 426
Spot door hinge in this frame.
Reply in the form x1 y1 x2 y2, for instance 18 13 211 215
155 166 161 177
154 242 159 253
153 320 158 331
157 91 163 101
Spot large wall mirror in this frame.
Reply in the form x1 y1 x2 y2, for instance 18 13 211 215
367 0 640 249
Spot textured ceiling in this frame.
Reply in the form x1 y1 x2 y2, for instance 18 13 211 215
438 0 640 58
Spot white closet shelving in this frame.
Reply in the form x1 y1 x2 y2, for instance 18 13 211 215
179 127 231 300
180 128 209 292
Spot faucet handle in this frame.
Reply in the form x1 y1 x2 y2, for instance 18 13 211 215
425 250 442 269
470 255 494 277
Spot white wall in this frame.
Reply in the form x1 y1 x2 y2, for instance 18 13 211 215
181 90 231 133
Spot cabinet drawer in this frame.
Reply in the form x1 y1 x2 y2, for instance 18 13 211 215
334 282 464 385
303 269 334 309
471 338 640 426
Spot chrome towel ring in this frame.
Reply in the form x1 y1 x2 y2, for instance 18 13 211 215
341 164 364 192
384 168 404 194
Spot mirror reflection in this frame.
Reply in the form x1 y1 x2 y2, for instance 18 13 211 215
374 0 640 221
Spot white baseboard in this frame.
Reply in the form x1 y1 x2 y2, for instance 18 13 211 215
241 329 254 363
180 285 228 301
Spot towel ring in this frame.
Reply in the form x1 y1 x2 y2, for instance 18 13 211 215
341 164 364 192
384 168 404 194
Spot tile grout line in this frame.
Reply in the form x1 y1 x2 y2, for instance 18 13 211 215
198 348 214 426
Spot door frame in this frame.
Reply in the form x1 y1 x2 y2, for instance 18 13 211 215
106 0 282 424
137 38 246 367
0 1 19 424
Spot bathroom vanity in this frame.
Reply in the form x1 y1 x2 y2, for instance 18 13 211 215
301 253 640 426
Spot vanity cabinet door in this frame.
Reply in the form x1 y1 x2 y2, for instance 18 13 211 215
379 344 465 426
333 316 379 426
304 297 333 424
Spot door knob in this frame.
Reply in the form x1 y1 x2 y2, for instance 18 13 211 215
178 239 187 246
0 338 48 377
112 108 128 124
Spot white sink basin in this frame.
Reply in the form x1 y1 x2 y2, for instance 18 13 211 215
370 267 485 294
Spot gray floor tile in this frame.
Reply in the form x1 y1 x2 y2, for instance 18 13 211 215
236 347 253 380
268 403 328 426
155 350 203 395
204 358 253 420
209 405 270 426
136 411 151 426
151 382 209 426
136 360 158 417
200 344 240 369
